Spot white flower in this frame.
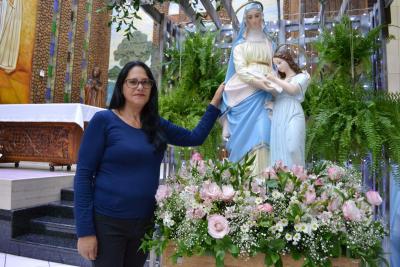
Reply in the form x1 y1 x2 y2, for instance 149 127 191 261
294 223 302 232
163 212 175 227
293 233 301 242
276 223 284 232
255 197 263 205
272 190 284 199
285 233 293 241
311 222 319 231
240 224 250 233
281 219 288 227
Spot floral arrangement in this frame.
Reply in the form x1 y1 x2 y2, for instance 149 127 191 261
141 154 386 267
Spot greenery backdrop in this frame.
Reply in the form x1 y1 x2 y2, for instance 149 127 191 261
303 16 400 179
159 32 227 160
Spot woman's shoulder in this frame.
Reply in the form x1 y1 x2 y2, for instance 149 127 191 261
294 72 310 81
90 110 114 122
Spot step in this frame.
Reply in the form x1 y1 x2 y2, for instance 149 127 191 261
13 232 77 250
61 187 74 202
46 200 74 219
31 215 76 235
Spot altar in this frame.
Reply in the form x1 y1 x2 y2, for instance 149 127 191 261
0 104 103 170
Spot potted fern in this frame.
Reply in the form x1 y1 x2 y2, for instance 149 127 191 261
304 16 400 179
159 32 227 160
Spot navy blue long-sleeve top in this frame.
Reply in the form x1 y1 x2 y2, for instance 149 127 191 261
74 104 220 237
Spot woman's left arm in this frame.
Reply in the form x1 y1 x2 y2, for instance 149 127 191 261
161 83 224 146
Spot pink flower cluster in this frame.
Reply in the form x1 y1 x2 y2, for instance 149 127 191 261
200 181 235 202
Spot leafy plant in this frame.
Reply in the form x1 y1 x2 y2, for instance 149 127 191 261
159 32 227 160
304 16 400 180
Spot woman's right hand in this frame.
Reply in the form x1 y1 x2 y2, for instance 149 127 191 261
77 235 98 260
210 82 225 107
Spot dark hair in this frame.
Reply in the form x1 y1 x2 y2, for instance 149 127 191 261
273 49 302 79
109 61 167 152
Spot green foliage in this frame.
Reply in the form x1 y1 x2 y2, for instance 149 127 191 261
113 30 152 66
103 1 204 39
304 16 400 180
314 16 381 84
108 65 122 80
159 32 227 160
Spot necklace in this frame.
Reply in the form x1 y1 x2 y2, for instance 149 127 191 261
116 109 141 128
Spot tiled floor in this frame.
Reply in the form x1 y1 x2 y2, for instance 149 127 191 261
0 253 78 267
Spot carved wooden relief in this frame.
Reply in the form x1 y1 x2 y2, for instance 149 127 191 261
0 122 83 165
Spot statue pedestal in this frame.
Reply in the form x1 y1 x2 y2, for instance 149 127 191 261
162 244 360 267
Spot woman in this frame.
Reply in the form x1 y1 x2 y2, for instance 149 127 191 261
220 1 278 174
74 61 224 267
266 46 310 168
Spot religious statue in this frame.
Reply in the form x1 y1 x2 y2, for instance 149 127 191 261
266 45 310 168
220 1 279 175
84 66 105 107
0 0 23 73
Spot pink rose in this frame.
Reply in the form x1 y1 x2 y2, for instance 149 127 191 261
207 214 230 239
155 185 172 202
191 152 203 162
257 203 273 213
327 166 344 181
342 200 362 221
304 188 316 204
292 165 308 181
221 185 235 201
186 207 206 219
262 167 277 179
273 160 288 171
200 181 222 201
365 191 383 206
314 178 324 186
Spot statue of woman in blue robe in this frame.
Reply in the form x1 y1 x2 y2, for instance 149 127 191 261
220 2 278 175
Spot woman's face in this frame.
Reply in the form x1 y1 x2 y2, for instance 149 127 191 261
273 57 291 74
122 66 152 109
246 9 263 30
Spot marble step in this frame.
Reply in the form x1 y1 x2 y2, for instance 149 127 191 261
13 232 77 250
46 200 74 219
61 187 74 202
31 215 76 236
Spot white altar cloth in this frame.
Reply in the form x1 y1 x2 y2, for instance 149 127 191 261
0 104 104 129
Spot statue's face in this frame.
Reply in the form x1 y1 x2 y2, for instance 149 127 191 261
273 57 291 74
246 9 263 30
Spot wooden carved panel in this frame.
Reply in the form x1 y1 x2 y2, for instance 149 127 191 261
0 122 83 165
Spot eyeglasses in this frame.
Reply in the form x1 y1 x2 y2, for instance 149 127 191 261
125 78 154 89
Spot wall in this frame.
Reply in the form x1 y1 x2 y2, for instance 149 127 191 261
387 0 400 93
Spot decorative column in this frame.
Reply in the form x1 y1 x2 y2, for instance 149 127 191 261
31 0 56 103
